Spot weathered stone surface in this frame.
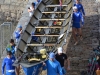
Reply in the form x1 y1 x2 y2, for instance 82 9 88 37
0 0 4 4
0 0 30 21
65 0 100 75
4 0 11 4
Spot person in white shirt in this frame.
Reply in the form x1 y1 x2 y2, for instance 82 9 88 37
28 3 35 17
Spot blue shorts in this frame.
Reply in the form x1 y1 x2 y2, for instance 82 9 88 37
62 67 67 74
6 71 16 75
72 23 81 28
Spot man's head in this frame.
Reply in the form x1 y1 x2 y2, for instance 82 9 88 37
37 0 40 2
18 25 22 31
10 39 15 46
7 51 12 58
58 47 63 55
76 0 80 4
49 52 55 61
32 2 35 7
73 6 78 12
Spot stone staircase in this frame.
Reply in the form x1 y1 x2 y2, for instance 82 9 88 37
66 0 99 75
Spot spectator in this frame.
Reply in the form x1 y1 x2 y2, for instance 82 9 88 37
28 3 35 17
56 47 70 75
14 25 23 43
74 0 85 16
1 51 18 75
6 39 16 55
43 52 63 75
72 6 84 45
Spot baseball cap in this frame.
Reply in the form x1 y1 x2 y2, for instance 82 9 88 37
49 52 55 58
18 25 22 28
73 6 77 10
58 47 63 53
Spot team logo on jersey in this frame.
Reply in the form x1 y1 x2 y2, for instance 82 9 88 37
12 60 15 62
76 13 79 16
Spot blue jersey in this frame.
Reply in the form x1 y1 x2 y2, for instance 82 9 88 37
44 60 63 75
72 11 84 28
74 3 85 15
2 56 16 74
73 11 84 24
14 30 21 39
34 0 42 9
6 45 16 55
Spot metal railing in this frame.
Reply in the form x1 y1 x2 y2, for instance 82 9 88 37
0 22 13 57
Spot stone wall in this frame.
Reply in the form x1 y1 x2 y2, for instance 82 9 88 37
0 0 29 21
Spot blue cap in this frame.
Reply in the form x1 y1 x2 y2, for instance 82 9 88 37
49 52 55 58
18 25 22 28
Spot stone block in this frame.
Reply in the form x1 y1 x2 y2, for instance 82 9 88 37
11 13 16 18
6 16 11 21
11 2 16 5
1 5 10 10
4 0 11 4
4 11 10 17
0 0 4 4
11 0 17 2
9 5 15 10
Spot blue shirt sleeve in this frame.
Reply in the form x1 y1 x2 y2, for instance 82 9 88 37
80 12 84 25
57 62 63 75
81 4 85 15
11 47 15 54
14 31 20 39
2 58 6 74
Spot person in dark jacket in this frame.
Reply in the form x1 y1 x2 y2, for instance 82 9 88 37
56 47 70 75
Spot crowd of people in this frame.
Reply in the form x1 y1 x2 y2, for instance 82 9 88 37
1 0 87 75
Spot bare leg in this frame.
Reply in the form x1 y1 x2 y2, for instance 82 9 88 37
77 28 83 40
72 27 78 45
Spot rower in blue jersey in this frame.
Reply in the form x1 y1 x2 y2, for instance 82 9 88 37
74 0 85 16
72 6 84 45
43 52 63 75
2 51 17 75
6 39 16 55
14 25 23 43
